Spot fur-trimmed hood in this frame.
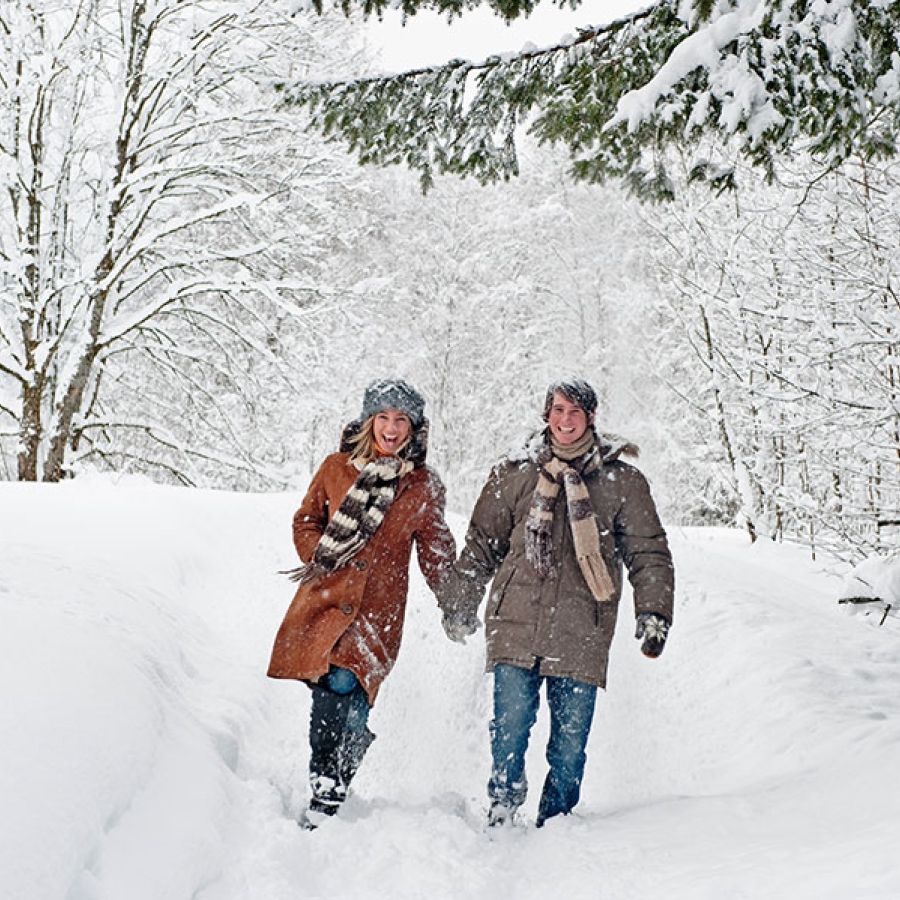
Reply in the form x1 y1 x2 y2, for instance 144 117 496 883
523 428 640 465
595 431 640 464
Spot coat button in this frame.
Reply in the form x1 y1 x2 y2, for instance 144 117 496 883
341 604 353 615
355 559 368 570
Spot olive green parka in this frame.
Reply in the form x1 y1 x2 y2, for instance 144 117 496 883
441 430 674 688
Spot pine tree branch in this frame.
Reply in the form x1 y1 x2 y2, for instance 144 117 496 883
310 0 578 23
282 0 900 197
280 3 679 190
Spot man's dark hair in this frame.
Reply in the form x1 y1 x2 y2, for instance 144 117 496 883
543 378 598 420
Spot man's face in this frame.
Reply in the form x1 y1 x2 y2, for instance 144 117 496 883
547 391 591 445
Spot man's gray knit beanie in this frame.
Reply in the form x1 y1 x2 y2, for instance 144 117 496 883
360 379 426 429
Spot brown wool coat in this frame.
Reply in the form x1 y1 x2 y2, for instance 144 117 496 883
441 432 674 689
267 451 455 705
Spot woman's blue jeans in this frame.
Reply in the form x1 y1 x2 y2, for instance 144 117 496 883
308 666 373 812
489 662 597 825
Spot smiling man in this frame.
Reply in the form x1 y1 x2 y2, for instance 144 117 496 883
438 377 675 828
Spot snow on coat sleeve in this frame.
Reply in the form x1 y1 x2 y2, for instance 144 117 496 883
413 469 457 594
291 461 331 561
614 466 675 624
438 462 514 623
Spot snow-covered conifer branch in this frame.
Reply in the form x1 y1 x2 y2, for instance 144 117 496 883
284 0 900 197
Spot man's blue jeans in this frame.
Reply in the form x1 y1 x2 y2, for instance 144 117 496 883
489 662 598 825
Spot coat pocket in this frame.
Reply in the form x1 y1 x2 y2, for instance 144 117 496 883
487 566 516 619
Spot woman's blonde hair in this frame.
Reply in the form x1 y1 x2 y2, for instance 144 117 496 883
348 415 411 465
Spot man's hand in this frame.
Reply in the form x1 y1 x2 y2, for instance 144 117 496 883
635 612 670 658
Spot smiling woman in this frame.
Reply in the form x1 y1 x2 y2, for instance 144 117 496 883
365 0 646 71
266 378 457 828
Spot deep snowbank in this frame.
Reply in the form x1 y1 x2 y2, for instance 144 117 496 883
2 480 899 900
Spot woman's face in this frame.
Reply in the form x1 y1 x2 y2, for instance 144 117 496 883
373 409 412 455
547 391 591 445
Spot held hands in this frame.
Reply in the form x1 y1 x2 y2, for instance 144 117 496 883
437 569 481 644
635 612 670 658
441 611 480 645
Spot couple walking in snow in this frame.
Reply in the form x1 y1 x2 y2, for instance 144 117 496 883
267 377 675 830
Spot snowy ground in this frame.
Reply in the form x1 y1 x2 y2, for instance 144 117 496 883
2 478 900 900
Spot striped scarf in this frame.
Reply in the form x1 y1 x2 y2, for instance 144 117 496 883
285 456 411 585
524 435 615 603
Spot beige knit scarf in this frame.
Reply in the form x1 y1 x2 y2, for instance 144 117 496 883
524 432 615 603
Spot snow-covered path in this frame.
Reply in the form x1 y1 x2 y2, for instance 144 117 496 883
2 481 899 900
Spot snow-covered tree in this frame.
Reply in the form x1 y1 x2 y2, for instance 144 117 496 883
0 0 365 483
297 140 670 510
283 0 900 195
637 151 900 557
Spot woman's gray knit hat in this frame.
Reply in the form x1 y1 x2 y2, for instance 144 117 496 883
360 379 426 429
